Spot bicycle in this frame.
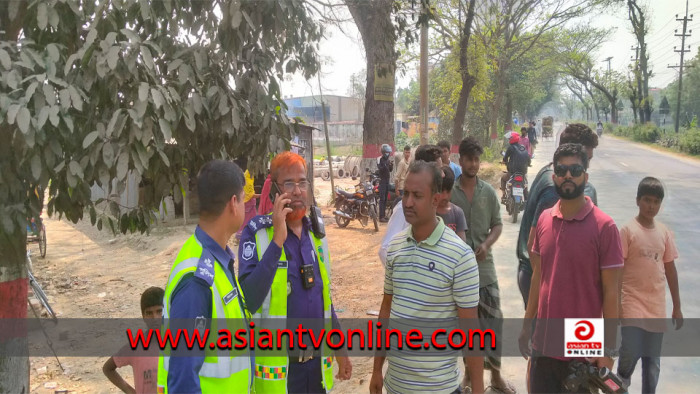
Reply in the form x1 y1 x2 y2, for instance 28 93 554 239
27 250 57 322
27 215 47 258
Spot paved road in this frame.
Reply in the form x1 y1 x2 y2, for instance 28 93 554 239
490 126 700 393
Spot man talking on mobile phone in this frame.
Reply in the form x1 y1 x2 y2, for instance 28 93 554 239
238 151 352 393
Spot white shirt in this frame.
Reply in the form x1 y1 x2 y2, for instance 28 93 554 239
378 203 409 266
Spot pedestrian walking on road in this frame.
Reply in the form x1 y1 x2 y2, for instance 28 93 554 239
451 137 514 394
519 143 623 393
617 177 683 393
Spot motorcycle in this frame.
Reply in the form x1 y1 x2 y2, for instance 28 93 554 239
504 171 528 223
333 169 379 232
370 171 401 219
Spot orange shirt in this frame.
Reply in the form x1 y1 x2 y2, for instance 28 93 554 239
620 218 679 330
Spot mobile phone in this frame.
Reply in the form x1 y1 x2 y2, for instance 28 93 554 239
269 183 290 208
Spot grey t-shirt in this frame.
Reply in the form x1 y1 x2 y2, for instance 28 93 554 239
437 203 468 237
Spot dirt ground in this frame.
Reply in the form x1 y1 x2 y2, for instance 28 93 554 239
27 167 513 394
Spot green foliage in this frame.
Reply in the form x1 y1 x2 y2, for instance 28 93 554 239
664 49 700 126
613 123 660 143
679 128 700 155
0 0 322 236
396 80 420 115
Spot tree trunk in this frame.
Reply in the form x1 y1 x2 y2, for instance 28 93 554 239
489 65 507 141
1 12 31 390
0 216 30 393
451 0 477 149
504 86 513 131
346 0 396 171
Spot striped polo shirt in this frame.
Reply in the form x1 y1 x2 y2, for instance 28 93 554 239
384 217 480 393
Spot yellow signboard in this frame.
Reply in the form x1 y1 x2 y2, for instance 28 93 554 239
374 64 395 102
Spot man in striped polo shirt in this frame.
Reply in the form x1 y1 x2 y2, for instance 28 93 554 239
369 161 484 394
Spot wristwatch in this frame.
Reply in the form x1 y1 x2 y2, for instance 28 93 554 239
604 347 619 359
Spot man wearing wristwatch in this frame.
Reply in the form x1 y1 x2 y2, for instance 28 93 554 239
517 143 623 392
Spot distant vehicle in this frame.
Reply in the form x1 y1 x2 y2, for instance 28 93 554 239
542 116 554 139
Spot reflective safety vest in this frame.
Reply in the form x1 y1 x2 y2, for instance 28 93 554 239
252 225 334 393
157 235 252 393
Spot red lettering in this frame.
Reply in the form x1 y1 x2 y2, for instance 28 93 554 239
470 329 496 350
181 328 210 349
347 329 365 350
405 329 422 349
448 330 466 349
155 327 179 349
295 324 307 349
276 329 293 350
326 329 344 349
234 329 248 349
217 329 232 349
257 329 273 349
385 329 402 349
307 327 325 349
431 329 447 349
126 329 152 349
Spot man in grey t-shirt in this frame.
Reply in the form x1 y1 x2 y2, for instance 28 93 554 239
437 166 467 242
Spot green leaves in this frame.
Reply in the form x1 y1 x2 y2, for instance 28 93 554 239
37 2 49 31
158 119 172 141
17 107 30 134
0 49 11 70
83 131 100 148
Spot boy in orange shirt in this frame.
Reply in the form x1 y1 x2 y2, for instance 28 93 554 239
617 177 683 394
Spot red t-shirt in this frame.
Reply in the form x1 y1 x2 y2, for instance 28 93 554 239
531 196 623 359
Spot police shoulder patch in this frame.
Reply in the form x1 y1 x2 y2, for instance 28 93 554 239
194 251 216 286
248 215 274 232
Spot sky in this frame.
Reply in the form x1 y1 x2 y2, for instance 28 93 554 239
281 0 700 99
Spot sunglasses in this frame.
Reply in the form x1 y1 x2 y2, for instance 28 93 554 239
554 164 585 177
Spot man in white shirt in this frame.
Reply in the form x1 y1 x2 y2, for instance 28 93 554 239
378 145 442 266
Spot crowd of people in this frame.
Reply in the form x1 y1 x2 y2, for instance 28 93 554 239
106 123 682 394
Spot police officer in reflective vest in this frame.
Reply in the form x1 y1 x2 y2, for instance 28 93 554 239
157 160 252 393
238 151 352 393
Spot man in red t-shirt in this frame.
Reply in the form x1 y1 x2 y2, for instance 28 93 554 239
518 143 623 393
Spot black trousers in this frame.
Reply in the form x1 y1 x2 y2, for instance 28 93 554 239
378 180 389 219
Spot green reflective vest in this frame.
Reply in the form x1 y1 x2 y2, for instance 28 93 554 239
157 235 252 393
251 225 334 393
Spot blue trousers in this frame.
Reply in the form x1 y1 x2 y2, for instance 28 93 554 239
288 358 325 393
617 326 663 394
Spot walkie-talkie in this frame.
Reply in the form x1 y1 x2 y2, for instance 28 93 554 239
309 195 325 239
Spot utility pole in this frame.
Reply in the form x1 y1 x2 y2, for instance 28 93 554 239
419 1 429 145
667 0 693 133
317 73 336 197
602 56 613 122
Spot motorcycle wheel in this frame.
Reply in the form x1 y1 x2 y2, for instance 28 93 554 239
511 204 519 223
370 204 379 232
334 201 351 228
